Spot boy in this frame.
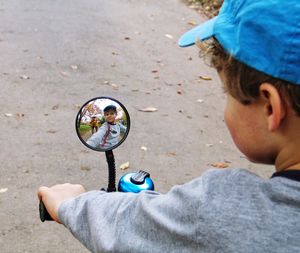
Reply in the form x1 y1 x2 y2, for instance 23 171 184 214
86 105 127 150
38 0 300 252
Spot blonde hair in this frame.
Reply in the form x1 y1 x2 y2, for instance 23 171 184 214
197 38 300 116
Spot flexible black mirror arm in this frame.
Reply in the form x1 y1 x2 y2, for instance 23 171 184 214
105 150 116 192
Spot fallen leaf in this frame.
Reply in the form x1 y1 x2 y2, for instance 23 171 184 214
165 34 174 39
16 113 25 118
141 146 148 151
80 149 89 153
199 75 212 81
210 162 229 168
111 83 118 89
20 75 30 80
120 162 130 170
60 71 69 76
138 107 158 112
0 188 8 193
47 130 57 134
52 104 59 110
188 20 197 26
81 166 91 171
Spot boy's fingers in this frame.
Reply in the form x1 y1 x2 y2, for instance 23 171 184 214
37 186 49 201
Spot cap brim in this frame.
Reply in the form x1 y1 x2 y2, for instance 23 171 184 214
178 17 217 47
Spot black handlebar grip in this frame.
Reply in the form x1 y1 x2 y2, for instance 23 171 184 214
39 200 53 222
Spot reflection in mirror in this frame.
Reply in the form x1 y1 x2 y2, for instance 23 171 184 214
76 97 130 152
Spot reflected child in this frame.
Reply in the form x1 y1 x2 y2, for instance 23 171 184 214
86 105 127 150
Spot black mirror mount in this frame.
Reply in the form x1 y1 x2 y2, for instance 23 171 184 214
75 96 131 192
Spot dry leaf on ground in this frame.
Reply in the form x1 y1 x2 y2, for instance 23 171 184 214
199 75 212 81
210 162 229 168
20 75 30 80
165 34 173 39
47 130 57 134
120 162 130 170
60 71 69 76
17 113 25 118
138 107 158 112
52 104 59 110
81 166 91 171
111 83 118 89
188 20 197 26
0 188 8 193
141 146 148 151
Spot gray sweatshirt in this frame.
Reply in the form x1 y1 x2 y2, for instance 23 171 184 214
58 168 300 253
86 122 127 149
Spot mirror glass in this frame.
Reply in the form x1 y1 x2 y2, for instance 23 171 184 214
76 97 130 152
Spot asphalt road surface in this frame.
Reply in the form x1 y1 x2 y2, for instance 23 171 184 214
0 0 273 252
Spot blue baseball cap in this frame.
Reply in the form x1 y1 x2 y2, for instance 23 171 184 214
178 0 300 85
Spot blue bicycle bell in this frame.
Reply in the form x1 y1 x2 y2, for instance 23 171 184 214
118 170 154 193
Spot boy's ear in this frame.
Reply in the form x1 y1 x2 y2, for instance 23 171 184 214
259 83 286 131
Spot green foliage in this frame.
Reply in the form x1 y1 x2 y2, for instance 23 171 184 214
122 114 128 126
79 124 91 134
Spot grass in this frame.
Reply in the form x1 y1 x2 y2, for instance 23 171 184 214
79 124 91 134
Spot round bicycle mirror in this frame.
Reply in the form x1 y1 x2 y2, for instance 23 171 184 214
75 97 130 152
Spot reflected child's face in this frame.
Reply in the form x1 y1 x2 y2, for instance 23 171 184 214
104 110 117 123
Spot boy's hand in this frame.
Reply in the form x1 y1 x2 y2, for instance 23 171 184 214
37 183 86 223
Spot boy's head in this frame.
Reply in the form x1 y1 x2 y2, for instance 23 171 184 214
179 0 300 86
103 105 117 123
179 0 300 169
